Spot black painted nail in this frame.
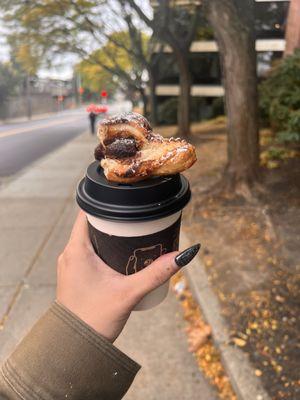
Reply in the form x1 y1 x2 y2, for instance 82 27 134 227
175 243 201 268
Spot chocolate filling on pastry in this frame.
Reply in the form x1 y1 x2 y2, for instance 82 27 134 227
105 138 138 159
94 143 105 161
95 137 138 161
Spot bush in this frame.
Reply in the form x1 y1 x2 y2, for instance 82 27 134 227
259 50 300 142
211 97 224 117
158 97 178 125
158 97 203 125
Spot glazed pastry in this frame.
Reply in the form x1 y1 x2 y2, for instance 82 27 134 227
94 112 196 183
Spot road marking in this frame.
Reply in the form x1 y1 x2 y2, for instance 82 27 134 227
0 117 84 139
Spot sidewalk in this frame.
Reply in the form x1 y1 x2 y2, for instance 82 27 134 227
0 132 217 399
0 111 63 126
0 108 84 126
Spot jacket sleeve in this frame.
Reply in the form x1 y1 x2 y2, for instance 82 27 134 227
0 302 140 400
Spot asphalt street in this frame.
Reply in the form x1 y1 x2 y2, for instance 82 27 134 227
0 109 89 177
0 101 132 179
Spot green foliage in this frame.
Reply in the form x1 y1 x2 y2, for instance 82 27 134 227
211 97 224 117
260 145 299 169
0 62 23 105
0 0 95 75
158 97 221 125
158 98 178 125
259 50 300 142
77 62 118 97
195 26 214 41
266 146 287 160
1 0 152 100
77 30 147 97
276 109 300 143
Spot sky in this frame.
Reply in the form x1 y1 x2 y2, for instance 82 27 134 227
0 24 10 63
0 0 151 81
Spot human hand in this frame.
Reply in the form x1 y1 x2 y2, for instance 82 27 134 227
56 211 200 342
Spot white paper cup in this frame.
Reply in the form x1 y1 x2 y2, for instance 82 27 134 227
86 211 181 310
76 161 191 311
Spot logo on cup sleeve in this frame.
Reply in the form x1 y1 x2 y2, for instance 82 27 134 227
125 244 167 275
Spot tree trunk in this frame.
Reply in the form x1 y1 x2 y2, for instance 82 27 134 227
174 50 191 137
148 74 158 126
140 88 148 117
204 0 259 192
284 0 300 57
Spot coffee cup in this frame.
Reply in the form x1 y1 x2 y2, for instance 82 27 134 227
76 161 191 310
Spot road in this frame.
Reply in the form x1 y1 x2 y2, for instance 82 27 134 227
0 101 132 179
0 109 88 178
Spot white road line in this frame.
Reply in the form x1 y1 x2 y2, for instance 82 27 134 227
0 117 84 139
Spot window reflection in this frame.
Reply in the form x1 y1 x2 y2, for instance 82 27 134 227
254 1 289 39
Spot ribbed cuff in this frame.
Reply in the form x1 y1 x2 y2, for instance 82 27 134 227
51 301 140 374
0 302 140 400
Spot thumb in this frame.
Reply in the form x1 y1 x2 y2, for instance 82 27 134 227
128 244 200 299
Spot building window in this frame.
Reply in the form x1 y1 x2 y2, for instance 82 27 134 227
254 1 290 39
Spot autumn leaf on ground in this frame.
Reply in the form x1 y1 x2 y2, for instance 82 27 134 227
187 324 212 352
233 337 247 347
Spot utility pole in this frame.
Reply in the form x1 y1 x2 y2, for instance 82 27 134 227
25 74 32 120
77 73 82 106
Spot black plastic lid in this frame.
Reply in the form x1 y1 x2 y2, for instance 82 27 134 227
76 161 191 221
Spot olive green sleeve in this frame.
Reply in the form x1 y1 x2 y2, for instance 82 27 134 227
0 302 140 400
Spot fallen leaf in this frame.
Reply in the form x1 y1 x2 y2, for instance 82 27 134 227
188 324 212 352
233 338 247 347
275 295 285 303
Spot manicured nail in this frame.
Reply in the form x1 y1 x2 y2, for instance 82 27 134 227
175 243 201 267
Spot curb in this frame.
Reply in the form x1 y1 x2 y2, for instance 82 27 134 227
0 111 60 126
180 231 271 400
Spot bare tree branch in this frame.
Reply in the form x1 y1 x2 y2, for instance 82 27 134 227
125 0 154 29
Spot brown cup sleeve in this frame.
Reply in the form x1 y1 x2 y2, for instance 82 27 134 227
88 217 181 275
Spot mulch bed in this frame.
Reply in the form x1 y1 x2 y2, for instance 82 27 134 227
181 127 300 400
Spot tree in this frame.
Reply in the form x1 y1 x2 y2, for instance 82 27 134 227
4 5 42 120
202 0 259 196
63 0 163 124
126 0 201 136
0 0 162 123
0 62 22 107
77 62 118 99
284 0 300 57
115 2 163 125
78 30 146 110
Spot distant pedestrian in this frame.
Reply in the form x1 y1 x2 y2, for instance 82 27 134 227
89 112 96 135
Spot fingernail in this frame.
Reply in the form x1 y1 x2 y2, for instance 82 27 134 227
175 244 201 268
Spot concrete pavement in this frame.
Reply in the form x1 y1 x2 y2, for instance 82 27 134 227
0 132 217 399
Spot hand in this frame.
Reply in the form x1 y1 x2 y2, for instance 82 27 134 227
56 211 199 342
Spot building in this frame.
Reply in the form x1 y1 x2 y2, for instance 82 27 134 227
152 0 290 123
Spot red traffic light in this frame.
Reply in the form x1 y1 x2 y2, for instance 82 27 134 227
78 87 84 95
101 90 108 98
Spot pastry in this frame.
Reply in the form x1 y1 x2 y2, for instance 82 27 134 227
94 112 196 183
